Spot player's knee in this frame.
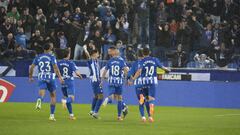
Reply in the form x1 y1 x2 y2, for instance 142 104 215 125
50 92 56 98
70 96 75 102
97 94 104 99
113 94 117 100
115 95 122 101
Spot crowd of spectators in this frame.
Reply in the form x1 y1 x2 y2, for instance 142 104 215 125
0 0 239 68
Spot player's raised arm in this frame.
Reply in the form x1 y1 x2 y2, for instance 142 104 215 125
75 70 83 79
29 64 35 82
132 68 142 81
53 64 64 84
123 66 129 77
101 67 108 80
83 44 91 59
156 58 170 73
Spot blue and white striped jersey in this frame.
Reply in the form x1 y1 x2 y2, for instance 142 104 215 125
32 53 57 80
139 56 163 85
87 59 101 83
58 59 78 81
105 56 127 86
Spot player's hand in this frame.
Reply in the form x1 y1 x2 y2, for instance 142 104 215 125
29 77 34 82
164 68 171 74
77 74 83 79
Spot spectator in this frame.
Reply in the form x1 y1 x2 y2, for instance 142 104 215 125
169 19 178 47
21 8 34 40
176 20 191 54
0 31 4 48
4 33 15 51
57 31 68 49
72 7 85 24
204 23 214 46
102 10 116 29
48 10 60 30
103 28 116 59
0 17 15 37
171 44 188 68
213 42 232 68
0 0 9 10
30 29 44 51
89 30 104 56
155 23 171 60
126 45 136 61
194 53 215 68
155 2 167 25
0 6 7 24
45 30 57 48
73 22 85 60
115 15 129 44
15 27 27 49
34 8 47 34
7 6 20 21
116 40 126 59
96 0 115 19
14 44 28 60
83 40 96 59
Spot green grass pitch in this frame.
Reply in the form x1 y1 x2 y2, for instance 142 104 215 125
0 103 240 135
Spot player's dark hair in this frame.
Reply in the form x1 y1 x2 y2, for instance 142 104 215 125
63 49 70 58
142 47 150 56
108 46 117 50
43 43 51 51
137 49 143 57
90 49 98 56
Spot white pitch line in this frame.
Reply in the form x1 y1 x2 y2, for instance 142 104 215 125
215 114 240 117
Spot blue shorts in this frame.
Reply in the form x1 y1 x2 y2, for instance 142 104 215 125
38 79 57 93
91 82 103 95
135 85 149 100
108 85 123 95
143 84 156 98
61 80 75 97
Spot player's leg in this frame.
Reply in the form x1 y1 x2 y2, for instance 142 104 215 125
115 94 123 120
36 80 46 110
118 86 128 118
92 93 104 119
64 82 76 120
136 87 146 122
102 85 114 106
61 85 68 109
49 91 56 121
48 80 57 121
90 83 98 115
148 85 156 122
66 95 75 120
143 87 150 117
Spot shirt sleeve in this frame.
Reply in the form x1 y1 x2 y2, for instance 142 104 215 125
105 60 110 70
138 60 143 69
51 56 57 65
127 62 136 78
71 62 78 72
156 58 163 68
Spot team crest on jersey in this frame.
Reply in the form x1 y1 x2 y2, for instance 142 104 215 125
0 79 16 102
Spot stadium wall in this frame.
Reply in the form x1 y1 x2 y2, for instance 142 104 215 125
2 77 240 109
